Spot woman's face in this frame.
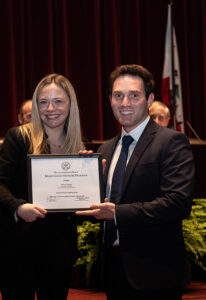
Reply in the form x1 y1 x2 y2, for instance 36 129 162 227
38 83 70 131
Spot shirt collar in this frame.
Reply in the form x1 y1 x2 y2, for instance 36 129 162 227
121 116 150 143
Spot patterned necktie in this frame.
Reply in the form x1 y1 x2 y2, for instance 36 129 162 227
107 135 134 246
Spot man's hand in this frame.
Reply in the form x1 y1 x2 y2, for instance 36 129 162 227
78 150 93 154
16 203 47 222
75 198 115 220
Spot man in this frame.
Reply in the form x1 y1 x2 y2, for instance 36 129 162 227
149 100 170 127
76 65 194 300
18 99 32 124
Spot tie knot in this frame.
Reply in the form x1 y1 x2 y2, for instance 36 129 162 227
122 135 134 146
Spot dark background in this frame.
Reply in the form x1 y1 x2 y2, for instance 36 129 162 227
0 0 206 141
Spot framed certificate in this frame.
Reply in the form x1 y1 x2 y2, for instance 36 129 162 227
27 154 104 212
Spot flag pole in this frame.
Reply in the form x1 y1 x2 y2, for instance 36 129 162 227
161 1 184 132
169 1 176 129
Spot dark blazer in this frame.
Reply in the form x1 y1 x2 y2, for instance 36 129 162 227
98 119 194 290
0 127 77 263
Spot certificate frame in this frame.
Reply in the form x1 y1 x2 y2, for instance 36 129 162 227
27 154 104 212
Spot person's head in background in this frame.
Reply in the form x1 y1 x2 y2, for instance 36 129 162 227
18 99 32 125
149 100 170 127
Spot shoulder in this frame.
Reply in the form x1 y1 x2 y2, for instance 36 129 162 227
98 135 119 153
3 127 23 143
156 126 190 146
2 126 30 153
151 126 193 165
146 120 190 145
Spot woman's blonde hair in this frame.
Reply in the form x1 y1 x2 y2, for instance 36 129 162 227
20 74 85 154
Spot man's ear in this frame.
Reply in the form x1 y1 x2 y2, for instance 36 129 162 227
18 114 23 125
147 93 155 108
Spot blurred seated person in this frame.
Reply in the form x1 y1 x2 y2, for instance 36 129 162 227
149 100 170 127
18 99 32 124
0 137 4 150
0 100 32 150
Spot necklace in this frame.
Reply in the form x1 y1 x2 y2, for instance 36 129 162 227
47 135 65 149
47 139 63 149
50 143 62 148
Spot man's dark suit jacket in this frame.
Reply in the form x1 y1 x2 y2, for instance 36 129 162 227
98 119 194 290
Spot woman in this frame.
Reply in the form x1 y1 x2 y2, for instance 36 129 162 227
0 74 85 300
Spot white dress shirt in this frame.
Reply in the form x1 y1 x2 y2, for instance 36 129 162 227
106 116 150 245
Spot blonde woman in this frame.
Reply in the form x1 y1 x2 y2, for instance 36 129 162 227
0 74 85 300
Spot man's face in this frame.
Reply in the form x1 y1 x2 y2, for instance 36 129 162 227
110 75 154 132
149 105 170 127
19 101 32 124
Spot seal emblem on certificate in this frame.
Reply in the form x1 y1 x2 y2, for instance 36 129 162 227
61 161 71 170
27 154 103 212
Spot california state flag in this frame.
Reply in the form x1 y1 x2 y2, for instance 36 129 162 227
161 4 184 132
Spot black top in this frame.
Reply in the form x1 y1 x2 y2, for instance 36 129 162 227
0 127 77 260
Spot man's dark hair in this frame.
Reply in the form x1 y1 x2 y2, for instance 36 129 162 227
109 64 155 99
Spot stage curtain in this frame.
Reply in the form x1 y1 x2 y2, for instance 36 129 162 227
0 0 205 141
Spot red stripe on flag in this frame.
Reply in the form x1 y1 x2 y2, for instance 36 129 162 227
161 77 171 109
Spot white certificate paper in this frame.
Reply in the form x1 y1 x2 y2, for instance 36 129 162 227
27 154 103 212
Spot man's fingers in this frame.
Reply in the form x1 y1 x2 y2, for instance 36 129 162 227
78 150 93 154
102 159 106 173
34 206 47 214
75 209 100 216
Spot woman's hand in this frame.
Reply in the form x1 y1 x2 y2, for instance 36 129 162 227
16 203 47 222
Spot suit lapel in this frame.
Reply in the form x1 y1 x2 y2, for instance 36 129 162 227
103 134 121 184
121 119 157 197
